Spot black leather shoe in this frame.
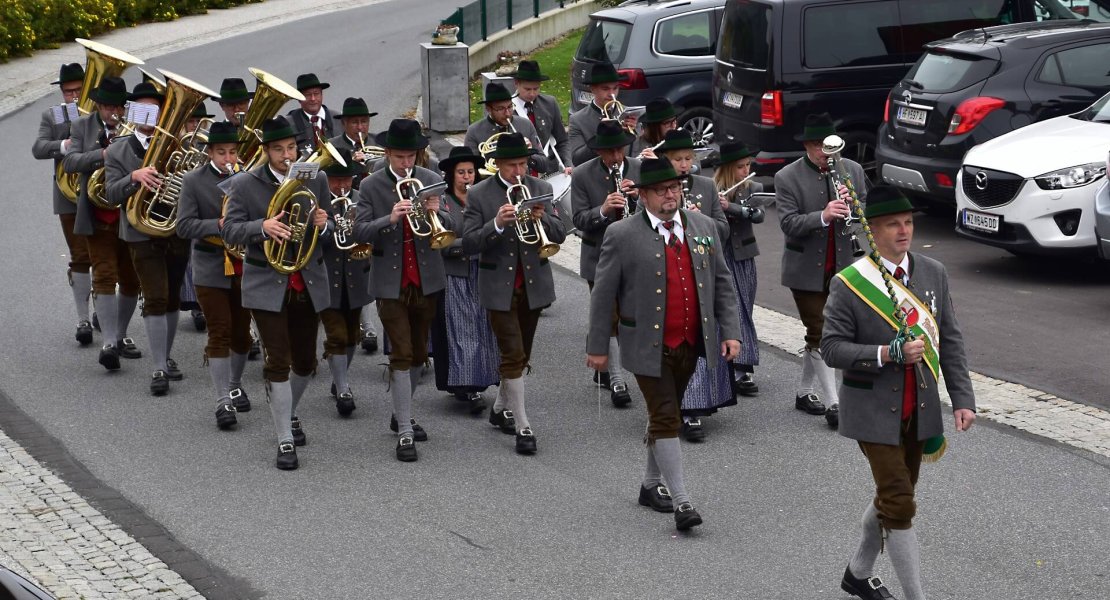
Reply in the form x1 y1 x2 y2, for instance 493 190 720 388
681 419 706 443
164 357 183 381
592 370 610 389
638 484 674 513
841 565 896 599
361 328 378 354
248 337 261 360
396 435 417 462
488 408 516 434
465 392 487 415
150 371 169 396
229 387 250 412
276 443 298 470
390 415 428 441
515 428 537 455
674 503 703 531
117 337 142 359
291 418 307 446
98 345 120 371
733 373 759 397
610 382 632 407
336 391 356 417
826 404 840 429
330 383 337 399
91 312 100 332
795 393 827 415
215 404 237 430
76 320 94 346
191 310 207 332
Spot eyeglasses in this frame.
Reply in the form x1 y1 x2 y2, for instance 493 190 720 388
646 183 682 196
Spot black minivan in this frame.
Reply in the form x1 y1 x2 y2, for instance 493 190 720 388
712 0 1081 178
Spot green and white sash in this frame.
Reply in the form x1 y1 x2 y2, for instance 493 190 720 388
836 256 940 383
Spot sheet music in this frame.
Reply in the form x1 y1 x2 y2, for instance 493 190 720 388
51 103 79 125
288 162 320 181
126 103 160 127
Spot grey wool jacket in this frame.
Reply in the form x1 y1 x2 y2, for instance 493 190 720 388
721 181 764 261
462 115 549 174
570 155 642 282
33 107 75 215
62 114 107 236
177 164 236 289
103 135 151 243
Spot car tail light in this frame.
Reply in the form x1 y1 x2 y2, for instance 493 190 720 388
947 97 1005 135
935 172 953 187
618 68 648 90
761 91 783 126
883 95 891 123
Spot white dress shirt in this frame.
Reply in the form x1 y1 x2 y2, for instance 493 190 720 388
876 253 911 365
645 210 685 246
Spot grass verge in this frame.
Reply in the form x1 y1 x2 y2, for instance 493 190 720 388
468 28 585 123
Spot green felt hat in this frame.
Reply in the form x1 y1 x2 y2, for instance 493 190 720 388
89 76 127 106
799 112 837 142
127 81 165 103
215 78 253 103
716 141 757 165
632 158 683 189
487 132 535 159
656 129 695 152
337 97 378 119
585 62 627 85
438 145 483 173
53 63 84 85
260 116 297 144
639 97 677 124
295 73 330 91
508 60 550 82
191 101 215 119
863 185 915 220
587 120 636 150
206 121 239 145
479 82 514 105
324 148 368 177
374 118 429 150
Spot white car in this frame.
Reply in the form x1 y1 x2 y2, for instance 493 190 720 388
955 93 1110 255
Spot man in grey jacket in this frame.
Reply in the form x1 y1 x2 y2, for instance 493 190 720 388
34 62 93 346
463 82 547 175
567 62 638 167
822 186 975 600
509 60 571 174
775 113 868 426
587 158 740 531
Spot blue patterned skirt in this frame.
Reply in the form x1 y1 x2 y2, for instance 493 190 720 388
680 332 736 416
725 247 760 367
179 252 200 311
443 263 500 388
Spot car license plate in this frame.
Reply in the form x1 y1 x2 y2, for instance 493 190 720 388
896 106 927 127
963 209 1000 233
722 92 744 109
577 90 593 105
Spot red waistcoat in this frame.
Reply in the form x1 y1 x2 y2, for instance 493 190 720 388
663 237 701 349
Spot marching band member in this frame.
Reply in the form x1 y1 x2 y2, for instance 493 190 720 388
509 60 571 174
104 81 192 396
63 76 143 372
179 101 215 333
567 62 638 167
462 133 567 455
776 113 868 427
214 78 252 126
177 121 254 430
463 82 548 175
351 119 453 463
319 149 372 418
286 73 337 152
184 101 214 138
822 185 975 600
34 62 93 346
570 120 641 406
222 116 332 470
630 97 678 157
430 147 500 412
714 142 764 397
586 158 741 530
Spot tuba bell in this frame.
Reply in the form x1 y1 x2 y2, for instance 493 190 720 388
263 140 346 274
125 70 219 237
56 39 144 203
237 68 305 170
507 175 560 258
396 170 456 250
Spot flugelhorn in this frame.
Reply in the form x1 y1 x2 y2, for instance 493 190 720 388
263 140 345 274
508 175 559 258
354 132 385 164
478 121 517 176
331 189 372 260
396 169 455 250
602 94 635 135
822 135 865 258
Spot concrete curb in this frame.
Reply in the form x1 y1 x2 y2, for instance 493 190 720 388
0 0 393 120
466 0 597 76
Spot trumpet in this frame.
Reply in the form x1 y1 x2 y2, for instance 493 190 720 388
354 132 385 165
396 169 456 250
331 190 373 260
822 135 865 258
610 163 632 219
507 175 560 258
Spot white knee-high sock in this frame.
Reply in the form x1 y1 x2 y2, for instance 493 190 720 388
208 357 231 408
504 377 529 431
165 310 180 356
607 337 624 385
95 294 119 345
653 438 689 506
290 373 311 419
798 348 818 396
345 345 356 366
267 381 294 445
71 272 91 321
117 294 139 339
391 369 413 436
643 444 662 488
143 315 168 372
813 348 839 407
328 355 349 394
229 352 248 388
848 503 882 579
887 527 926 600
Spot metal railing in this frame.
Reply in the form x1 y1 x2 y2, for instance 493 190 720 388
442 0 583 44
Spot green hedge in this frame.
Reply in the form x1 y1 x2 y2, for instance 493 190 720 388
0 0 264 62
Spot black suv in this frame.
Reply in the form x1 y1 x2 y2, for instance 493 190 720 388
712 0 1082 179
877 20 1110 206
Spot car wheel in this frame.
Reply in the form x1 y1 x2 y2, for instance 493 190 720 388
840 131 877 184
679 107 714 147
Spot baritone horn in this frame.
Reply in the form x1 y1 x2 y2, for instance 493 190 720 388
395 171 456 250
508 175 559 258
56 39 145 202
263 140 345 274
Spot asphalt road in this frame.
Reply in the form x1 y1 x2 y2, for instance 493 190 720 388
1 2 1109 598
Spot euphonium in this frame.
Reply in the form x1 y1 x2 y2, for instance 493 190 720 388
56 39 144 203
237 68 304 170
331 190 373 260
181 117 216 152
396 169 456 250
822 134 866 258
507 175 559 258
263 140 346 274
126 70 219 237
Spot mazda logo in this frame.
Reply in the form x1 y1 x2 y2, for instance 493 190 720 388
975 171 989 191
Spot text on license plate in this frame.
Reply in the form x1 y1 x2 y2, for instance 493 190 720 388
963 209 1000 233
897 106 927 127
577 90 593 105
722 92 744 109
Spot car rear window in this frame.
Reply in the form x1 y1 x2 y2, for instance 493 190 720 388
1074 91 1110 121
577 18 633 64
655 10 715 57
803 1 902 68
1039 43 1110 88
718 0 771 70
906 51 996 92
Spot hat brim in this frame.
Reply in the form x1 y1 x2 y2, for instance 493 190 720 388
298 82 330 91
127 92 165 102
214 92 255 103
374 131 429 150
509 72 550 81
439 152 484 172
338 111 379 119
586 73 630 85
476 96 513 106
715 148 758 165
587 130 637 150
631 172 684 189
489 146 539 160
90 91 127 105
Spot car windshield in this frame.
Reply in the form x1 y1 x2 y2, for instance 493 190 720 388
905 51 997 93
577 18 632 64
1061 0 1110 21
1073 92 1110 121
